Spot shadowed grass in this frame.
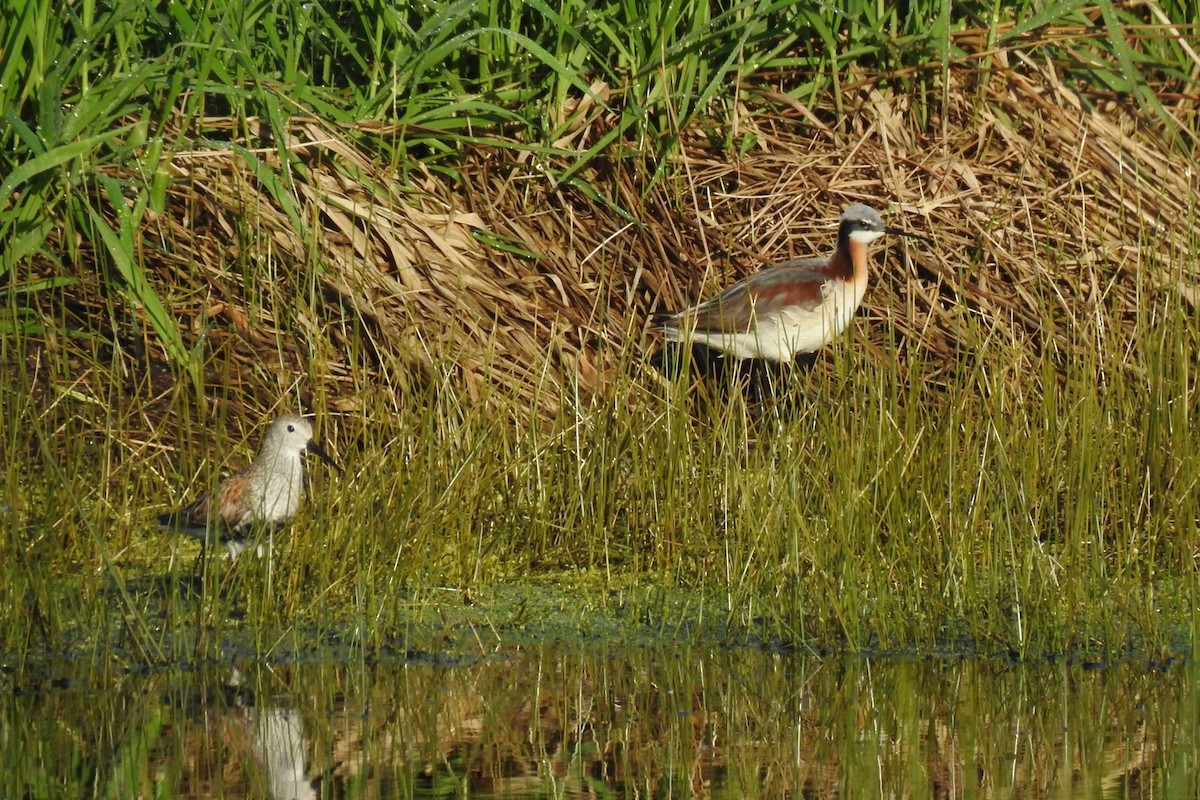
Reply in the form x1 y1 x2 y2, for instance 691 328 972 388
4 159 1199 670
6 218 1196 666
2 0 1199 670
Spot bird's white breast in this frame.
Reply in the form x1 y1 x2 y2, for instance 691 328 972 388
252 454 305 525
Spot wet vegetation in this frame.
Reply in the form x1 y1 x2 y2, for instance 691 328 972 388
7 646 1200 797
3 0 1200 683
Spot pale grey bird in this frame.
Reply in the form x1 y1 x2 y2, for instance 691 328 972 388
157 413 342 559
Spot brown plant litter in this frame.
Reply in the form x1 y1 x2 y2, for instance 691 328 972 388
40 58 1200 424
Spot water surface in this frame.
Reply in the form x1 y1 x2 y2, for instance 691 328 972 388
7 642 1197 798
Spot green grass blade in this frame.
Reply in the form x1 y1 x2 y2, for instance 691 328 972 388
0 126 133 209
85 178 195 380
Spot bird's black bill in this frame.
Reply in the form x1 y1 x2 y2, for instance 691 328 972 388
885 226 933 246
307 439 344 476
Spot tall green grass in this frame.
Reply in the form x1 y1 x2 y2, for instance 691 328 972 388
2 209 1197 665
4 0 1198 367
2 0 1199 667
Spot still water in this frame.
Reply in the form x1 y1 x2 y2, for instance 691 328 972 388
6 642 1197 798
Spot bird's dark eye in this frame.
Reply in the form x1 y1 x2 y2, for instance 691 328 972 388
287 424 296 433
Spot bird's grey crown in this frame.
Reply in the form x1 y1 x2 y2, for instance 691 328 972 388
841 203 884 228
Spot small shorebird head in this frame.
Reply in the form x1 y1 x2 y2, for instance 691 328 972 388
840 203 929 247
264 413 343 475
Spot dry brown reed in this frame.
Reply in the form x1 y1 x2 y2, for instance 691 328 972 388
51 53 1200 425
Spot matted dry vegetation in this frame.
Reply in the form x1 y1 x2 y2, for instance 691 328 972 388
68 53 1200 423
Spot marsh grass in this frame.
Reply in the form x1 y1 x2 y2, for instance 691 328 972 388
4 196 1198 669
3 0 1200 671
